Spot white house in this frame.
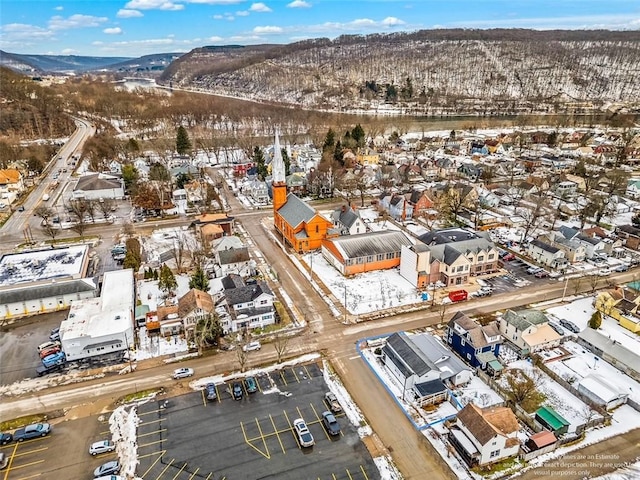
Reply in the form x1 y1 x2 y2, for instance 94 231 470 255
219 276 275 333
60 269 135 362
72 173 125 200
527 239 567 269
214 247 253 278
449 403 521 466
498 309 561 353
331 205 367 235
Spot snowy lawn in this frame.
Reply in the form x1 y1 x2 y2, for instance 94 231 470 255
137 274 192 311
507 359 598 433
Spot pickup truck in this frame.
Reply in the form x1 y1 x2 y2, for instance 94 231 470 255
324 392 342 413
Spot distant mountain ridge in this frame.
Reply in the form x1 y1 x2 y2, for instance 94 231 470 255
157 29 640 115
0 50 183 75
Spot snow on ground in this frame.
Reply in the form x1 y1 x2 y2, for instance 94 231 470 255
303 251 424 315
592 461 640 480
133 326 189 361
546 341 640 405
545 296 640 354
373 456 404 480
137 274 192 311
507 359 597 433
140 226 198 267
450 376 504 409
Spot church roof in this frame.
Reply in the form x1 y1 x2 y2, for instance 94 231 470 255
277 194 317 228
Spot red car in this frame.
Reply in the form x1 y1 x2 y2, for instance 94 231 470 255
39 346 61 359
503 253 516 261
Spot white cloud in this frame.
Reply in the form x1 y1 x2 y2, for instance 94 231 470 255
208 35 224 42
253 25 282 34
124 0 184 11
0 23 54 41
451 13 640 30
49 14 109 30
104 27 123 35
185 0 242 3
249 2 272 13
61 48 79 54
382 16 405 26
215 12 235 20
287 0 310 7
54 5 64 11
117 9 144 18
213 14 224 19
236 10 249 16
350 18 377 28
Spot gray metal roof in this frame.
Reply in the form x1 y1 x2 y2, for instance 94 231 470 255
578 328 640 373
326 230 412 260
0 278 97 304
221 274 245 290
218 247 250 265
331 206 360 230
531 239 560 254
411 333 471 381
385 332 436 377
277 194 317 228
74 174 122 192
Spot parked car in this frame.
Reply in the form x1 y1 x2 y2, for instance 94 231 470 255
245 376 258 393
232 382 243 400
39 345 61 359
293 418 315 447
205 383 217 401
94 476 125 480
321 411 341 436
17 206 24 212
614 264 629 272
14 423 51 442
503 253 516 261
548 321 565 336
49 327 60 341
37 341 61 353
526 266 543 275
325 392 342 413
534 270 549 278
0 432 12 445
598 268 612 276
242 341 261 352
89 440 116 455
172 367 194 379
41 351 66 368
559 319 581 334
36 362 65 377
0 452 7 470
94 460 121 477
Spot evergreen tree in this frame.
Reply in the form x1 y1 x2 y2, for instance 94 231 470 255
158 264 177 295
323 128 336 152
176 126 192 155
333 140 344 165
589 311 602 329
281 148 291 176
121 164 139 194
351 124 365 148
253 146 267 179
189 266 210 292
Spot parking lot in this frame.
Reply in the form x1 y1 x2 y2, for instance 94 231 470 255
480 256 556 294
136 362 379 480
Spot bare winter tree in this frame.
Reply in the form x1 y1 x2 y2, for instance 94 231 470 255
273 331 291 363
42 223 59 241
502 368 546 412
236 343 248 373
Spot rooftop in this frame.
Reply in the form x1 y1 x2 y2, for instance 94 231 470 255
0 245 89 287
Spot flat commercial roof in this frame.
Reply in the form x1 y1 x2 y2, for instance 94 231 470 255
0 245 88 287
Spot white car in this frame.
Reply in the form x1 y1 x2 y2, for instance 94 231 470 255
293 418 314 447
172 367 194 379
242 341 261 352
89 440 116 455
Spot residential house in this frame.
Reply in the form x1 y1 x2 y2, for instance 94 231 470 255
192 213 235 238
595 287 640 333
285 173 307 196
497 309 561 354
322 230 412 276
378 193 414 220
72 173 124 200
0 169 24 204
554 180 577 198
436 157 458 178
214 247 253 278
177 288 214 333
625 179 640 199
541 232 586 264
446 312 502 369
232 161 256 177
183 179 206 207
381 332 473 406
449 403 520 467
557 226 606 259
172 189 187 214
355 148 380 166
615 225 640 251
407 189 436 216
526 239 567 269
243 179 269 204
419 228 499 284
398 163 423 184
331 205 366 236
219 276 275 333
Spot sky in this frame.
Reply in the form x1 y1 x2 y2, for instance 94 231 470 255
1 0 639 58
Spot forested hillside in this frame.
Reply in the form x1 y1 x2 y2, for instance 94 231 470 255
160 29 640 114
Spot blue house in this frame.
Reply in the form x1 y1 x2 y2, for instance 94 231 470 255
446 312 503 370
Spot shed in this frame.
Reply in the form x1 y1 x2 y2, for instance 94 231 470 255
527 430 557 450
577 374 629 410
535 406 570 435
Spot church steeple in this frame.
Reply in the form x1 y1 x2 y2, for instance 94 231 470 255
272 130 287 212
272 130 286 184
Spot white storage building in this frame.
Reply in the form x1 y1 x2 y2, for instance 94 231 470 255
60 269 135 361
